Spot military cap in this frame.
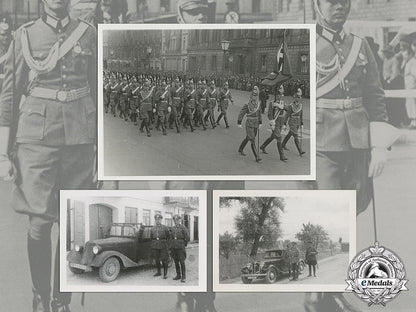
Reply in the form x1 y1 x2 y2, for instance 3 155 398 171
173 214 182 220
0 20 10 36
154 213 163 220
178 0 208 11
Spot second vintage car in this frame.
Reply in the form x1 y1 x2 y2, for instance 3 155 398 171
240 248 305 284
67 223 171 282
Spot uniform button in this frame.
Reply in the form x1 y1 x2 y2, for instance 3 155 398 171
59 38 64 43
62 65 66 69
338 48 343 52
58 29 62 33
346 88 350 91
63 83 67 88
346 96 350 99
336 41 340 45
345 79 348 83
62 74 67 79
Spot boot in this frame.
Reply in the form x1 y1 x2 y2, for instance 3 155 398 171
238 138 248 156
180 262 186 283
154 261 161 276
251 142 261 162
294 136 305 156
51 299 70 312
282 132 291 151
175 120 180 133
173 261 181 280
145 124 151 137
216 113 222 125
163 262 168 279
260 136 273 154
277 140 288 161
224 116 230 128
52 241 71 312
28 235 51 312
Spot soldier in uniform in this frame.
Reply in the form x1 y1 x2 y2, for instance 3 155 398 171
0 15 12 93
129 76 141 125
138 78 155 137
216 81 233 128
305 241 318 277
109 75 120 117
150 213 171 279
259 84 288 161
119 76 131 121
155 80 170 135
237 86 262 162
169 77 183 133
177 0 209 24
0 0 96 311
304 0 396 311
182 80 196 132
170 215 190 283
289 242 300 281
204 80 217 128
103 75 111 113
196 80 208 130
282 88 305 156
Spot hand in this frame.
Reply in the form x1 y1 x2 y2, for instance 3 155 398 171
368 147 387 178
282 125 287 132
238 124 242 129
259 124 262 128
152 108 156 113
0 155 14 182
168 106 171 113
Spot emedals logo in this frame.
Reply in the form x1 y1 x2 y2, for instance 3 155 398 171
346 242 408 306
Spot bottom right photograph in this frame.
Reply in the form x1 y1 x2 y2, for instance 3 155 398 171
213 190 356 292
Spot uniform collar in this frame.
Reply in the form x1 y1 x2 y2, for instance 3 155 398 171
42 13 70 31
317 24 346 43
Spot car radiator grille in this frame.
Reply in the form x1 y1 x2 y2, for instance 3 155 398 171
80 242 95 265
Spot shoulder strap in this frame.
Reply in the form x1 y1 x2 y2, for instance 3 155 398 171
316 36 362 98
58 20 90 59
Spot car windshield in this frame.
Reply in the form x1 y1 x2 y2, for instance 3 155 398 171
265 250 284 258
109 225 137 237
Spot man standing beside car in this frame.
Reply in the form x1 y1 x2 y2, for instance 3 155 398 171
150 213 171 279
170 215 190 283
289 242 300 281
305 241 318 277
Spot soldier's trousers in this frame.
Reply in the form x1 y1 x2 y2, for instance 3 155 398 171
12 143 94 307
152 247 169 274
195 106 206 130
104 93 110 113
239 126 260 160
156 113 167 134
204 107 216 128
216 107 229 127
291 263 299 279
182 108 194 131
168 106 180 132
171 248 187 278
282 130 304 154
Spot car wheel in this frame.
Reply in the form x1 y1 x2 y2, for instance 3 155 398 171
68 264 84 274
99 257 121 283
265 267 278 284
298 261 305 273
241 276 252 284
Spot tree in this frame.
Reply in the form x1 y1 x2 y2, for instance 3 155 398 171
219 231 240 259
220 197 285 257
295 222 329 250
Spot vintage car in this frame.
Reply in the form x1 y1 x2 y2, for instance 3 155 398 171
67 223 168 282
240 249 305 284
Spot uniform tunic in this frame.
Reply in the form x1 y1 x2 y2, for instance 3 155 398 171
150 224 170 261
237 100 262 141
267 96 285 138
170 224 190 261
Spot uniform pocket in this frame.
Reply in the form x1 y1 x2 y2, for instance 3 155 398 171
16 98 46 140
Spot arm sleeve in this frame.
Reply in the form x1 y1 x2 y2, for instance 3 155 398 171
237 105 247 125
184 226 190 243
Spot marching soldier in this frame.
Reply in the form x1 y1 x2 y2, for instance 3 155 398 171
103 75 111 113
304 0 397 311
282 88 305 156
182 80 196 132
169 77 183 133
130 76 141 125
150 213 171 279
170 215 190 283
119 76 131 121
109 75 120 117
155 80 170 135
0 0 96 311
237 86 262 162
138 78 155 137
260 84 288 161
216 81 233 128
196 80 208 130
205 80 217 129
289 242 300 281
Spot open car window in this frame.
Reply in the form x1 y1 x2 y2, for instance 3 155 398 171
109 226 122 236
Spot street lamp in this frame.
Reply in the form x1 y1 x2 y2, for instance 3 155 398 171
221 40 231 72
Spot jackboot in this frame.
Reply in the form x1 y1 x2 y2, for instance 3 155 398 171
173 261 181 280
294 136 305 156
251 142 261 162
32 288 50 312
163 262 168 279
224 116 230 128
180 262 186 283
277 140 288 161
154 261 161 276
51 299 70 312
216 113 223 125
260 136 273 154
238 138 249 156
282 132 292 150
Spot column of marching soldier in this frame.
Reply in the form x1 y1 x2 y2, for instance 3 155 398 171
103 71 306 162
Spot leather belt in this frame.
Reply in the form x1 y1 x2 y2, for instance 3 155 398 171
30 86 90 102
317 97 363 110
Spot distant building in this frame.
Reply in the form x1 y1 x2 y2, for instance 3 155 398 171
160 29 189 72
67 196 199 249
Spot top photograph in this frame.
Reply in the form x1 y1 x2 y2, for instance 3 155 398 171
98 24 316 180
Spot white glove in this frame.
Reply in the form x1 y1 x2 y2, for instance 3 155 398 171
259 124 262 128
168 106 172 113
368 147 387 178
152 108 156 113
238 124 242 129
0 155 14 182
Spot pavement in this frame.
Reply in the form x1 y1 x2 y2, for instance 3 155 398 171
224 253 349 285
66 245 199 287
102 89 311 177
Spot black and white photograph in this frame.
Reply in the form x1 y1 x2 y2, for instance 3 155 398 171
60 190 207 292
213 190 356 292
98 24 316 180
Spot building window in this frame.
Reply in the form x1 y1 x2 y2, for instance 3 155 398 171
211 55 217 71
300 54 309 74
143 209 150 225
201 55 206 70
165 212 173 227
125 207 138 223
252 0 261 13
260 54 267 72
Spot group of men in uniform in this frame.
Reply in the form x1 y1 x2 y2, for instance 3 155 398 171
150 213 190 283
103 71 235 136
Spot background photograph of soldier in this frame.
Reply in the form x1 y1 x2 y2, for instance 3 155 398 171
61 191 205 291
100 26 312 177
214 191 355 291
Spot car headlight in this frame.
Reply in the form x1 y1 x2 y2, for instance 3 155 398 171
74 244 83 252
92 245 101 255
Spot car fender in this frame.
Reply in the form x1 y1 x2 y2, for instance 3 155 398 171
91 251 138 268
67 250 82 264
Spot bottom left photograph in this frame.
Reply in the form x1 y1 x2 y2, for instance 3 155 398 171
59 190 207 292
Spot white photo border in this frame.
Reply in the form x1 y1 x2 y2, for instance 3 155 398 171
97 23 316 181
212 189 356 292
60 189 207 292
